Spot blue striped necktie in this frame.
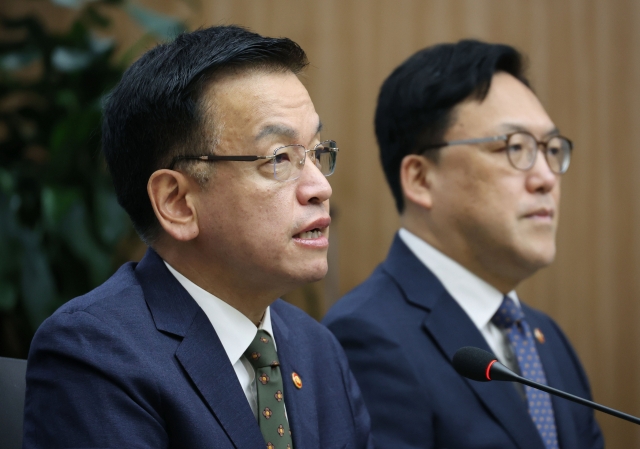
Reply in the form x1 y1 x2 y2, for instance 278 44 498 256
492 296 559 449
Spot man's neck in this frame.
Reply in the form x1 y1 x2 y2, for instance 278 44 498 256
401 220 521 294
155 245 281 326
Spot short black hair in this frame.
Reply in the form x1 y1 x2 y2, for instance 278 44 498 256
374 39 529 213
102 25 308 243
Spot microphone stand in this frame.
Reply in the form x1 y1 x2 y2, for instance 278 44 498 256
489 360 640 425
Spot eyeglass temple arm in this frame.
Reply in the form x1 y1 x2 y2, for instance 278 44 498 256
177 155 268 162
169 154 270 169
169 146 339 169
421 135 507 151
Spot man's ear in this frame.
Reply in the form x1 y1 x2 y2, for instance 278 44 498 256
400 154 436 210
148 169 200 242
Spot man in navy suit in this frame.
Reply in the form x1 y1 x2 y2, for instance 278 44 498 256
23 26 372 449
324 40 604 448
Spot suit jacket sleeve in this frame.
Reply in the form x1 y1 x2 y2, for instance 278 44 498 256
23 309 168 449
326 315 432 449
329 330 375 449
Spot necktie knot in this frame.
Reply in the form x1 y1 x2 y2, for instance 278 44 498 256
491 296 525 330
244 330 280 369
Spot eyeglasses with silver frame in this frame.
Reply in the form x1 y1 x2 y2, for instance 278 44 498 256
169 140 339 181
421 131 573 174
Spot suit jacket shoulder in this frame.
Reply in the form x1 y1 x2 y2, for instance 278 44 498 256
24 249 373 449
324 234 603 449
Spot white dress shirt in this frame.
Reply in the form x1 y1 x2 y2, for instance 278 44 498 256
164 262 274 419
398 228 520 370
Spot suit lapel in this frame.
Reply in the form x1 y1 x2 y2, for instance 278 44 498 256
175 310 265 449
271 303 320 449
423 296 544 449
382 235 545 449
136 249 264 449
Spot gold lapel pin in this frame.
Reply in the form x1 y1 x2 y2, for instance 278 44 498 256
534 328 545 344
291 372 302 389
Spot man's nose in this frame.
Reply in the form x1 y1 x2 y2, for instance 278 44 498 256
296 158 332 205
526 147 558 193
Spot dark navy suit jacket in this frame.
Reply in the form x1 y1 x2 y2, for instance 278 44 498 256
323 235 603 449
23 249 372 449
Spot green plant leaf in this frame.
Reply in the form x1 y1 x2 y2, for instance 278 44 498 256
20 232 57 329
0 193 21 275
89 34 114 54
0 169 14 194
3 0 138 355
51 0 99 9
124 3 185 40
48 110 102 176
0 280 17 310
55 89 79 110
51 47 93 72
95 188 129 246
81 3 113 28
0 50 40 71
58 203 111 285
41 187 82 230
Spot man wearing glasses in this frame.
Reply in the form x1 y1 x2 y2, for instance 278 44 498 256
23 26 371 449
324 40 603 449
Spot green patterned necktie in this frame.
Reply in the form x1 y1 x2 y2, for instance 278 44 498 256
244 330 294 449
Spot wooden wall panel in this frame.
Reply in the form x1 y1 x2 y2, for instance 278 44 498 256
5 0 640 446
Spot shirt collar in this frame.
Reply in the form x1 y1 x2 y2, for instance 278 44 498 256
164 261 274 365
398 228 520 330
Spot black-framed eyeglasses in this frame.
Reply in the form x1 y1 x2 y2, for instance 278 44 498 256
169 140 339 181
421 131 573 174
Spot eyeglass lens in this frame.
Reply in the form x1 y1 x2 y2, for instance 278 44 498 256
506 133 571 174
273 140 338 181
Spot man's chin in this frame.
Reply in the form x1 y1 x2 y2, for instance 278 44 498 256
277 265 328 300
295 261 329 284
522 247 556 272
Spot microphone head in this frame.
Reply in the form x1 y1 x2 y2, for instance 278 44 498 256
452 346 498 382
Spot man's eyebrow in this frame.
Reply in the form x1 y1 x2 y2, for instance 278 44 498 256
500 123 560 138
255 125 298 141
544 127 561 138
255 121 324 142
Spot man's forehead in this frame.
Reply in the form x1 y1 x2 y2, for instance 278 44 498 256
203 69 303 112
450 76 556 137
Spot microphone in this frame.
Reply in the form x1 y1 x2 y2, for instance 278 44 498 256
453 346 640 425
